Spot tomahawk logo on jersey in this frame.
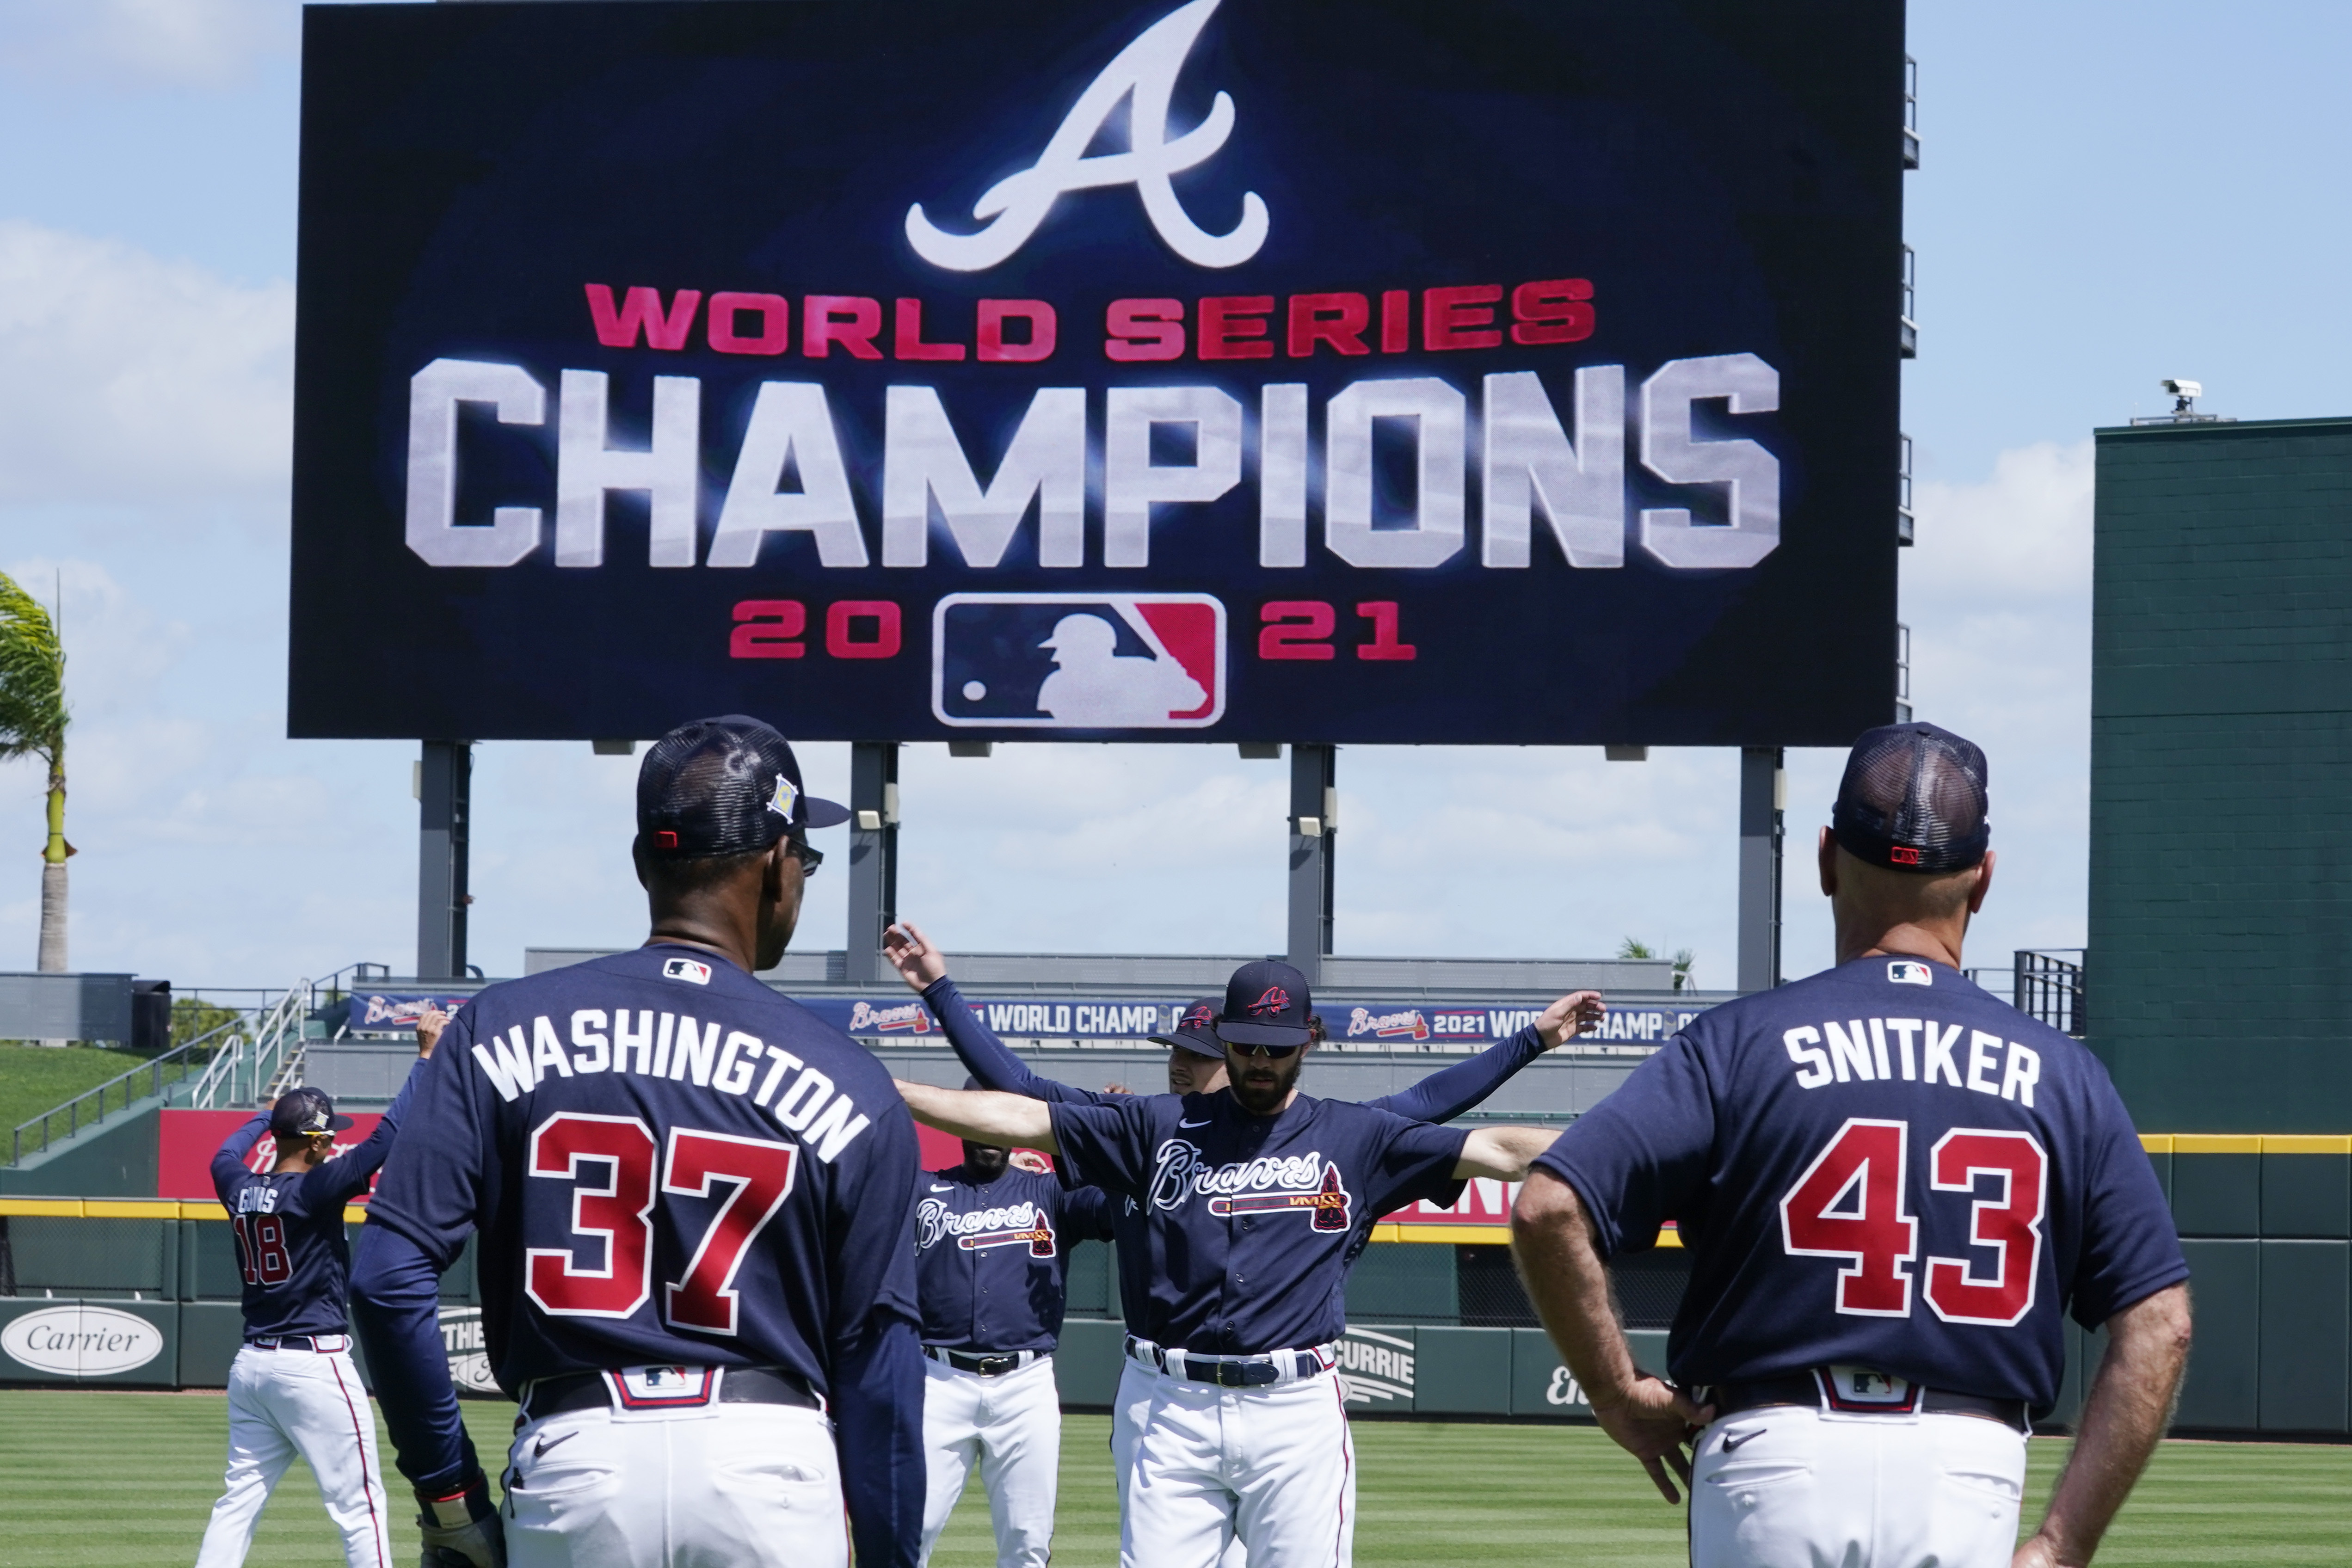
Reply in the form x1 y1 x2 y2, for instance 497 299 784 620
1049 1090 1465 1355
1535 956 2188 1408
363 944 921 1396
915 1165 1114 1353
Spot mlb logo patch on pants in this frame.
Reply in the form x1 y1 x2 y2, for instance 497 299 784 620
932 595 1225 729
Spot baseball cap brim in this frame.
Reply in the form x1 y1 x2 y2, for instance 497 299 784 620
1215 1020 1312 1048
801 796 851 830
1148 1029 1228 1060
324 1113 355 1131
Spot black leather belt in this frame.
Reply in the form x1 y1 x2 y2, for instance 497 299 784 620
1125 1334 1326 1387
522 1366 819 1422
1712 1371 2029 1433
925 1347 1038 1377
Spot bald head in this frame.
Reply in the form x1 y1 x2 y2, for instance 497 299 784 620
1819 830 1994 969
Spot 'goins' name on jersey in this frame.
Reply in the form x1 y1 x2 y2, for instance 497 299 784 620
363 945 921 1401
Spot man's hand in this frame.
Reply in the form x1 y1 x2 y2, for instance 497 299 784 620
416 1472 505 1567
415 1008 448 1059
1589 1376 1714 1504
1535 991 1605 1050
884 922 948 992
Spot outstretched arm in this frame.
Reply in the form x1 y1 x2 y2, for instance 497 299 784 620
2013 1283 2192 1568
1453 1125 1562 1181
887 922 1099 1105
1372 993 1605 1123
1510 1168 1712 1503
895 1080 1060 1153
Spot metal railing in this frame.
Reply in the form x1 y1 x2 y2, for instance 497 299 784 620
1900 245 1918 358
2015 949 2086 1037
1898 433 1915 546
186 982 314 1111
8 1015 246 1167
1903 55 1921 168
1895 622 1912 724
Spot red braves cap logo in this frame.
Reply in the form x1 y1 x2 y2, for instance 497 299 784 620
1182 1004 1216 1031
1246 986 1292 1017
1889 845 1922 866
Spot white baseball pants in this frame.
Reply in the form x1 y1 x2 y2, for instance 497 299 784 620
1690 1405 2027 1568
1121 1363 1355 1568
920 1354 1062 1568
503 1400 846 1568
1114 1362 1249 1568
194 1342 393 1568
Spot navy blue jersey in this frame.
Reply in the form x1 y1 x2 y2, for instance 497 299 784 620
1049 1089 1466 1355
915 1163 1114 1354
1534 955 2188 1409
366 944 922 1393
211 1068 417 1339
924 974 1544 1336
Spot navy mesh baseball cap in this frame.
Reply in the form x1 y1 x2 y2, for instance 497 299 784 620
1151 998 1227 1060
270 1087 352 1138
1216 960 1314 1049
636 715 848 860
1831 721 1990 874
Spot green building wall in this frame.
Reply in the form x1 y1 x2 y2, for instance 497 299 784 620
2090 416 2352 1134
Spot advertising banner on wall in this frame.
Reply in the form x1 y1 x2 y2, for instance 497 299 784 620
290 0 1904 746
827 992 1700 1047
158 1110 389 1203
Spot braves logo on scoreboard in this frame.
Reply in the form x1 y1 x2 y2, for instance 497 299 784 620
935 594 1225 728
289 0 1903 747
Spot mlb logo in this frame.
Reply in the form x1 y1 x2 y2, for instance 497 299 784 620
933 593 1225 729
1887 960 1932 987
663 957 713 985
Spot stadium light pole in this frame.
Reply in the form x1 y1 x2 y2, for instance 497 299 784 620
1736 746 1784 992
845 741 900 984
1287 744 1336 984
416 739 471 982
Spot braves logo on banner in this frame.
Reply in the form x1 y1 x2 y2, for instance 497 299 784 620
289 0 1903 746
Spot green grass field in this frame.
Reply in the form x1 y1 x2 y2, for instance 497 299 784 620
0 1391 2344 1565
0 1045 148 1149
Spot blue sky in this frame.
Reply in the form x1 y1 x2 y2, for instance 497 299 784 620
0 0 2342 990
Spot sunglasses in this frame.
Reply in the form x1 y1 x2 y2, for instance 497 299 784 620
785 838 824 876
1229 1039 1304 1059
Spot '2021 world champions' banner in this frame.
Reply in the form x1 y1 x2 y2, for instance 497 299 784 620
289 0 1904 745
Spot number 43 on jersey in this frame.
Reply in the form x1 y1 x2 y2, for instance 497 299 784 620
1779 1118 2048 1328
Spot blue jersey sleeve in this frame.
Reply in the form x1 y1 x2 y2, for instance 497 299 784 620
1365 1025 1545 1123
1359 1114 1472 1215
924 977 1109 1106
825 1095 927 1567
2066 1076 2191 1327
297 1056 425 1213
211 1115 269 1203
1530 1031 1717 1259
363 1008 491 1269
1047 1097 1158 1200
349 1222 481 1494
1059 1182 1118 1242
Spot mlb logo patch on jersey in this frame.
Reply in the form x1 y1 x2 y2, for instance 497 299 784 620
1887 960 1932 986
662 957 713 985
933 593 1225 729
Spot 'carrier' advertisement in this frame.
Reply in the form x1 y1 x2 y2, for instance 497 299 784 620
288 0 1905 745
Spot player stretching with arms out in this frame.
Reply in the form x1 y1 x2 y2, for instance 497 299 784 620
351 717 925 1568
884 920 1605 1523
914 1107 1114 1568
193 1021 434 1568
1513 723 2192 1568
899 959 1567 1568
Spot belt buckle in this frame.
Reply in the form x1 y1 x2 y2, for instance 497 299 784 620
608 1365 717 1412
1817 1365 1919 1415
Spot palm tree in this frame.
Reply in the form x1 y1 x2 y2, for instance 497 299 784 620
0 574 69 973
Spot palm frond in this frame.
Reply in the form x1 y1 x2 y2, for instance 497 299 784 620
0 573 68 764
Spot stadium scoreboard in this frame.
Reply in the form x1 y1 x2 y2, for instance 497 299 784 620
288 0 1906 746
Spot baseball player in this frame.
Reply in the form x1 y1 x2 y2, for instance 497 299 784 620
915 1112 1116 1568
1512 722 2192 1568
884 919 1603 1519
349 715 926 1568
193 1026 433 1568
898 959 1568 1568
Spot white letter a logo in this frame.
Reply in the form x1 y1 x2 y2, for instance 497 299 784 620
906 0 1268 271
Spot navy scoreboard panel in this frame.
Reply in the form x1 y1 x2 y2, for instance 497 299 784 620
289 0 1906 745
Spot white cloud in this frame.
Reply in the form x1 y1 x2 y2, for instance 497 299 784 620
0 222 293 506
0 1 298 91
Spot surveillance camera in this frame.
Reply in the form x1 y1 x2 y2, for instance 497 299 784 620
2161 379 2202 400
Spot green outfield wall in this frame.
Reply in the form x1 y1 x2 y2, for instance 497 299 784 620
2091 416 2352 1132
